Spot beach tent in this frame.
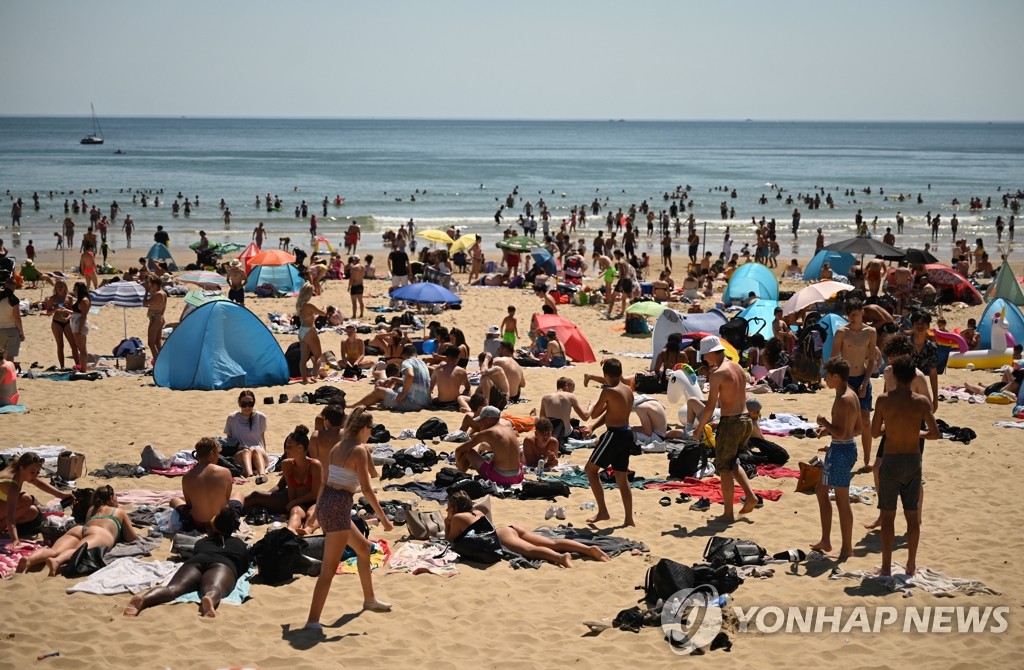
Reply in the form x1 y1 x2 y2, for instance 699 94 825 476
154 301 288 391
923 264 983 305
649 308 728 369
532 314 596 363
145 243 178 271
803 250 856 281
819 313 849 362
978 298 1024 349
236 243 262 275
245 263 304 294
722 263 778 305
737 299 779 340
985 263 1024 307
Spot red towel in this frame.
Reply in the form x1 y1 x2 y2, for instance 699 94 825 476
756 464 801 479
645 477 783 503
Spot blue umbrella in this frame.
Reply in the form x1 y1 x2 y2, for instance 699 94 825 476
530 248 557 275
391 282 462 305
90 281 146 339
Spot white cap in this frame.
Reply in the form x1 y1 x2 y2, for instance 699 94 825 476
475 406 501 421
486 325 500 335
699 335 726 357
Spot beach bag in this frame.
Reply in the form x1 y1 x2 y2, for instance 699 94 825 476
312 385 346 405
254 283 276 298
367 424 392 444
451 529 503 565
251 528 304 585
642 558 695 606
516 479 571 501
415 418 448 441
66 544 107 577
741 436 790 467
406 509 445 540
691 562 743 595
703 537 767 567
634 371 667 394
113 337 145 357
667 442 708 479
795 461 822 493
435 466 471 489
140 444 171 471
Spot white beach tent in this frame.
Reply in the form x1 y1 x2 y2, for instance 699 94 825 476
648 308 728 370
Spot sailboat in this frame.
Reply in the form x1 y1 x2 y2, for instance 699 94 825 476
80 103 104 145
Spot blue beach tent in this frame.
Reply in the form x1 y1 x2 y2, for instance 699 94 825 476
820 313 849 362
738 299 779 340
723 263 779 304
803 250 856 281
146 243 178 271
245 264 304 294
154 301 289 391
978 298 1024 349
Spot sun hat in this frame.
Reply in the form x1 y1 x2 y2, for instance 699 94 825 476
698 335 726 357
486 325 500 335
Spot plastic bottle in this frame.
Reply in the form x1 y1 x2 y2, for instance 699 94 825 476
709 594 732 607
580 501 596 510
535 458 545 477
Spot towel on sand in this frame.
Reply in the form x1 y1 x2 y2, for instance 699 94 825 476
337 539 390 575
67 557 179 595
175 566 254 606
645 477 783 503
0 404 27 414
0 540 41 579
388 541 460 577
829 564 1001 598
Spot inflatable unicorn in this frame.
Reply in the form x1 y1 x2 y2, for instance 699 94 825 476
947 307 1016 369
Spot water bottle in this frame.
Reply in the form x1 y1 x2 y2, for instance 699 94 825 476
580 501 596 510
535 458 545 477
709 594 731 607
697 375 707 390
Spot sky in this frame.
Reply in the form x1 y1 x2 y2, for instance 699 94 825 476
1 0 1021 121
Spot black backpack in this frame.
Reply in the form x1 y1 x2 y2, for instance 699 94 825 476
667 441 709 479
691 562 744 595
641 558 695 607
435 466 471 489
448 477 497 499
250 528 302 585
703 536 767 567
516 479 571 501
633 371 667 394
311 385 346 406
415 418 448 441
367 424 392 444
741 436 790 467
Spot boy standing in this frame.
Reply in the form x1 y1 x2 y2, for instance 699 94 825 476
585 358 635 526
500 306 518 348
812 357 862 560
870 356 939 576
832 299 877 469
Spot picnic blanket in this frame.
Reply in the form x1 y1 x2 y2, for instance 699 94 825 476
337 539 390 575
645 477 784 503
388 541 460 577
176 566 254 606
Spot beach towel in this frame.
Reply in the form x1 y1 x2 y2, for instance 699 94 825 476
337 539 390 575
105 532 164 560
116 490 183 506
0 404 27 414
645 477 784 504
0 540 41 579
148 466 194 477
175 566 254 606
388 541 460 577
758 414 819 436
67 557 179 595
994 421 1024 429
543 469 655 491
531 525 646 558
829 564 1001 598
384 482 450 503
755 464 800 479
0 445 67 474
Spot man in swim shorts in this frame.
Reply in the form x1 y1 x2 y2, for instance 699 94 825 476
694 336 759 523
812 357 862 560
226 261 246 305
831 298 877 469
585 358 636 526
454 406 524 485
170 438 243 532
348 256 366 319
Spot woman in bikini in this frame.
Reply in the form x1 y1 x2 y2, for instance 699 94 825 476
0 454 67 548
243 425 323 536
305 408 393 629
296 283 325 383
450 327 470 369
143 275 167 363
44 279 79 370
69 281 91 370
17 485 137 576
545 329 568 368
341 324 369 376
654 333 688 380
444 491 610 568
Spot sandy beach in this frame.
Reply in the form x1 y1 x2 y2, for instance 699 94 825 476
1 240 1021 670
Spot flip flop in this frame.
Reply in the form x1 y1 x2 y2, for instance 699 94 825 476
659 496 672 507
583 621 611 633
675 494 692 504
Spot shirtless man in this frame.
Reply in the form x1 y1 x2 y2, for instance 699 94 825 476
491 342 525 401
870 356 939 576
252 222 267 249
831 299 877 469
226 260 246 305
476 351 511 410
890 262 914 311
538 377 590 448
811 357 862 561
772 306 795 352
584 358 636 526
169 438 243 532
348 256 366 318
694 337 759 523
431 346 471 411
309 404 345 476
454 406 525 485
468 236 483 285
523 418 560 470
865 258 884 298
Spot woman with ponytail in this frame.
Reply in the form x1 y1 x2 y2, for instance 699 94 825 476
243 425 323 535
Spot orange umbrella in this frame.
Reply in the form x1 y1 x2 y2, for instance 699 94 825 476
249 249 297 267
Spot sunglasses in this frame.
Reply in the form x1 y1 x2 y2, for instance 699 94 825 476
239 401 255 408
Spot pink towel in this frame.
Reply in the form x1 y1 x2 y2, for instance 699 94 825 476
756 464 800 479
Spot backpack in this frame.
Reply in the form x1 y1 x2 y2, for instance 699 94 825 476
516 479 571 501
741 436 790 467
667 441 709 479
691 562 744 595
435 466 471 489
703 536 767 567
415 417 449 441
250 528 304 585
311 385 346 406
633 371 667 394
367 424 392 444
641 558 695 607
448 477 497 499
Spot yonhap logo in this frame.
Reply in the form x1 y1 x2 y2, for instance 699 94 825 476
660 585 724 654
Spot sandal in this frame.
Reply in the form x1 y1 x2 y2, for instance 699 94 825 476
675 494 692 504
659 497 672 507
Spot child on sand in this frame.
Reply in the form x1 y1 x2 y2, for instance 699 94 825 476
870 356 939 576
584 358 635 526
500 306 518 348
812 357 862 560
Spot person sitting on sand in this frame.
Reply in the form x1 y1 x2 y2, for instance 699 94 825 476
811 357 861 560
537 377 591 449
243 425 323 536
225 390 269 483
0 345 19 408
454 406 525 485
350 344 431 412
961 318 981 351
124 505 249 618
444 491 609 568
431 345 471 411
1 453 67 547
169 438 244 533
522 418 559 470
782 259 803 278
18 485 137 576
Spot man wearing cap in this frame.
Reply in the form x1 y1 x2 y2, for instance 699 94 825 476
227 260 246 305
348 256 366 319
483 325 502 358
454 406 525 485
431 345 471 411
694 335 759 523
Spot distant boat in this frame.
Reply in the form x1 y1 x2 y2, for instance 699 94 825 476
80 103 104 145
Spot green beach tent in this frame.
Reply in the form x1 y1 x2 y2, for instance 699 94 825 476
985 263 1024 307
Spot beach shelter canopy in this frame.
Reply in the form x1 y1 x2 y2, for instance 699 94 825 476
154 301 289 391
178 270 227 287
820 313 849 361
722 263 779 304
244 263 304 294
145 243 178 271
824 236 905 260
782 281 851 315
649 308 728 369
236 243 262 275
737 299 779 340
803 250 856 281
249 249 296 267
626 301 669 317
391 282 462 305
985 263 1024 307
530 248 558 275
90 281 146 339
532 314 596 363
418 229 454 245
497 236 540 253
979 298 1024 349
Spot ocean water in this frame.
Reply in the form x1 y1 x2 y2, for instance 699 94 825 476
1 117 1022 258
